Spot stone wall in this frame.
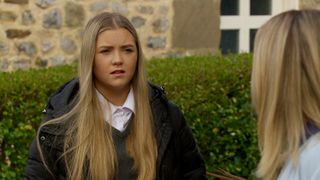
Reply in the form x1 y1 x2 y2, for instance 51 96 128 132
0 0 220 71
300 0 320 8
172 0 219 53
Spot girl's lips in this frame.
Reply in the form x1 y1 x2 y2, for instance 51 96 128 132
111 70 125 74
110 70 125 77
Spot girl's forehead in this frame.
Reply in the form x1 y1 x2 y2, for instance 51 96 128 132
96 28 135 46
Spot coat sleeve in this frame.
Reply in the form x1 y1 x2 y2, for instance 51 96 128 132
24 138 55 180
169 102 208 180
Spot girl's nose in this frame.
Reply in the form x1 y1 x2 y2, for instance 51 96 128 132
111 51 123 65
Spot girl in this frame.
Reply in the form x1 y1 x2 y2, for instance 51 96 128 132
25 12 207 180
251 9 320 180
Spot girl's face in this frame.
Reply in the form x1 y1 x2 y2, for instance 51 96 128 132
93 28 138 94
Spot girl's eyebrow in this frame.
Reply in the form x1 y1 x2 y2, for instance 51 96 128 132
122 44 135 48
97 45 113 49
97 44 135 49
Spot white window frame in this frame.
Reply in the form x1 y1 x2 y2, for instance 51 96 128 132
220 0 299 53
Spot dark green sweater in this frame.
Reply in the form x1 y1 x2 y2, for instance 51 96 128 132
112 120 137 180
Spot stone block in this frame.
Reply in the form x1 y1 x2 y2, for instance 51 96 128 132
136 5 154 14
152 18 169 33
0 11 17 22
60 36 77 54
41 39 54 53
36 57 48 67
90 1 108 12
22 10 35 25
147 37 166 49
159 5 169 14
12 58 30 70
35 0 55 9
131 16 146 28
4 0 28 4
67 55 78 64
43 9 62 29
50 55 65 66
16 42 37 57
163 50 184 58
65 1 85 28
0 59 9 71
0 41 9 55
6 29 31 39
112 2 129 15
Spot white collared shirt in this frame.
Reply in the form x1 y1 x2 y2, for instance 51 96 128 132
96 88 135 132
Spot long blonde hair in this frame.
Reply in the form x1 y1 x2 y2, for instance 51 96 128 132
37 12 157 180
251 9 320 180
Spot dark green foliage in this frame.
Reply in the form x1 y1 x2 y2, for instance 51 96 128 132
0 54 259 179
0 65 77 179
148 54 258 179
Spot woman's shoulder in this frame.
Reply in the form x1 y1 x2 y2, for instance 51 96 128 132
299 132 320 176
279 132 320 180
45 78 79 114
148 82 186 128
39 78 79 135
300 132 320 162
42 78 79 122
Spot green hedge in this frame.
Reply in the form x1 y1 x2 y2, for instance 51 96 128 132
0 54 258 179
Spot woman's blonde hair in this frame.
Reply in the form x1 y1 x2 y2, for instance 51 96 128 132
251 9 320 180
37 12 157 180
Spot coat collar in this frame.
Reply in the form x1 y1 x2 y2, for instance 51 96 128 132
41 78 172 135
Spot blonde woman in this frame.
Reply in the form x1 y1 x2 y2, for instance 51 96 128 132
251 9 320 180
25 12 207 180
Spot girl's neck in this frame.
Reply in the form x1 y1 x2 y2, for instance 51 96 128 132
96 85 131 106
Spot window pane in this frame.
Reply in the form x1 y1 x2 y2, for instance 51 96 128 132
250 29 258 52
220 29 239 54
250 0 271 15
221 0 239 15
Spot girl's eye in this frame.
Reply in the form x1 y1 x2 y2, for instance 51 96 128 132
100 49 110 53
125 48 133 53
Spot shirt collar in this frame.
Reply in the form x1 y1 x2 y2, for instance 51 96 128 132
95 88 135 114
122 88 135 113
